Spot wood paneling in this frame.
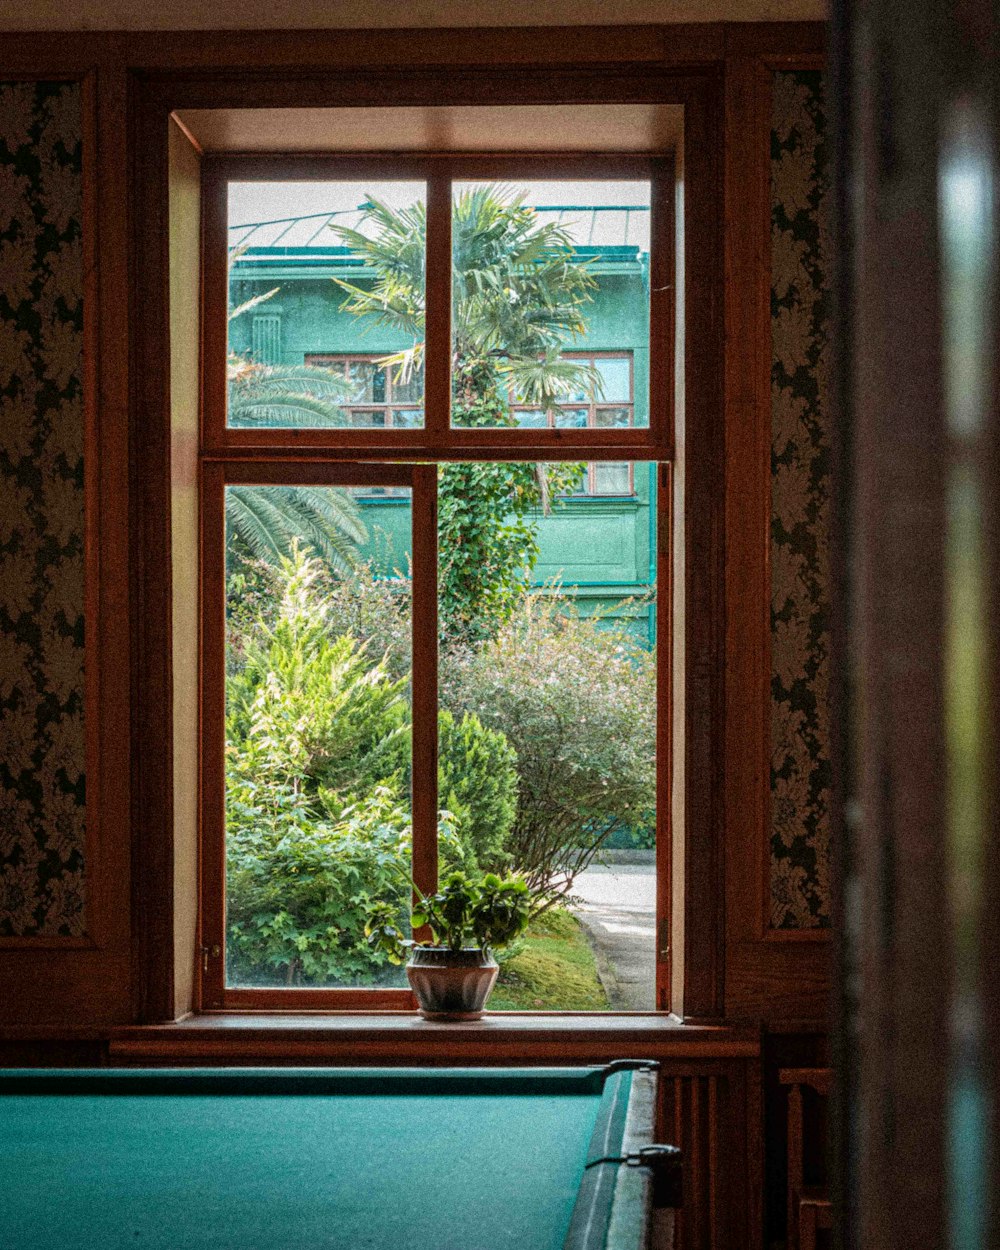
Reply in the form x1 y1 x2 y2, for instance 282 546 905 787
0 64 133 1026
0 18 828 1160
722 50 831 1027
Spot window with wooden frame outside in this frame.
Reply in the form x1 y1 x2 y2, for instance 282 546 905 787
302 351 636 495
200 154 675 1013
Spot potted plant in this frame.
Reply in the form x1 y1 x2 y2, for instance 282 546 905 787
365 871 531 1019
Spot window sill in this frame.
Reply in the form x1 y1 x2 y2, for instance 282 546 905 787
108 1013 759 1065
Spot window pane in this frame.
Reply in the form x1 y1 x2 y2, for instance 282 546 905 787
593 462 632 494
391 366 424 404
513 409 548 428
595 356 632 403
350 361 387 404
393 409 423 429
227 181 426 429
595 406 633 429
349 409 386 428
436 460 657 1009
553 407 589 429
224 484 413 989
450 181 651 429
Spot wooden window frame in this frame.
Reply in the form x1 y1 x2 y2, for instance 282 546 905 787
201 153 673 461
198 152 676 1012
127 58 729 1028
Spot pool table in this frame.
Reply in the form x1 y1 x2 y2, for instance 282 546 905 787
0 1061 681 1250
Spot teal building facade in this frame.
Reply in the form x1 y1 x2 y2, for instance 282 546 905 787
229 203 656 642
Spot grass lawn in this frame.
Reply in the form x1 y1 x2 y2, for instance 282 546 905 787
489 907 609 1011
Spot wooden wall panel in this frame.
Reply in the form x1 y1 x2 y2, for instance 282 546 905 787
664 1066 761 1250
0 58 132 1028
723 46 831 1027
0 20 829 1056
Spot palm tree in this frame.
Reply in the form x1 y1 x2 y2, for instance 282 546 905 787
226 486 366 576
331 184 600 415
225 277 366 571
330 186 599 640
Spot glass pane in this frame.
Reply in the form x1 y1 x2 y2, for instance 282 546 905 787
224 484 413 988
593 462 632 494
227 181 426 429
595 406 633 429
349 409 386 428
565 376 591 404
436 460 658 1009
595 357 632 403
393 409 422 429
513 409 548 428
391 366 424 404
451 181 651 429
350 361 387 404
553 407 589 429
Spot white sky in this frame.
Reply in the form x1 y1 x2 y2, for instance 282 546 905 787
228 180 651 224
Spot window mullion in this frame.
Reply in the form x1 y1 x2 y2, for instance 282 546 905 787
410 463 439 907
655 461 674 1011
424 170 452 439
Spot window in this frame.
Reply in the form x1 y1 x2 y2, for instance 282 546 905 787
200 156 674 1012
508 352 635 495
304 355 424 428
309 351 636 494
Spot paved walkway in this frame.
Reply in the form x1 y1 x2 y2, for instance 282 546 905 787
570 860 656 1010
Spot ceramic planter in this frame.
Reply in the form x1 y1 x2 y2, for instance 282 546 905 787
406 946 499 1019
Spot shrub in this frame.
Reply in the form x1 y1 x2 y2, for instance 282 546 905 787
223 550 522 983
323 558 412 683
226 782 413 986
437 709 518 875
441 593 656 908
226 549 409 806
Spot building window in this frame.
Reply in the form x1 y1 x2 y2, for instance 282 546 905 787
305 354 424 428
308 351 636 494
509 352 635 495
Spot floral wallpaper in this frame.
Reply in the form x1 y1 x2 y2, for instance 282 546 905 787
770 70 831 929
0 81 86 938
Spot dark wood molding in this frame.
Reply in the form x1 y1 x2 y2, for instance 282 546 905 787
129 74 177 1023
0 23 824 75
678 66 728 1022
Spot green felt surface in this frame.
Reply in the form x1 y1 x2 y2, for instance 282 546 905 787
0 1068 628 1250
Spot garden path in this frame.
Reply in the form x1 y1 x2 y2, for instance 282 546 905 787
570 857 656 1011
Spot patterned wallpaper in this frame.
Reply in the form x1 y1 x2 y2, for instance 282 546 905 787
0 74 829 938
770 69 831 929
0 81 86 937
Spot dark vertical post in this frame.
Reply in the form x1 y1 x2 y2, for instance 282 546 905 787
833 2 1000 1247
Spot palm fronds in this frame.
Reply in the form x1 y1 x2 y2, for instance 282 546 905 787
228 362 355 429
330 184 599 409
227 486 367 575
